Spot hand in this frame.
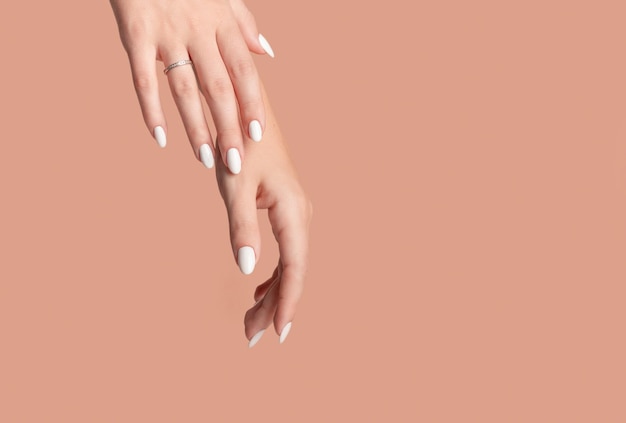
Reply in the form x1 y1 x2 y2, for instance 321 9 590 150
110 0 275 174
216 88 312 346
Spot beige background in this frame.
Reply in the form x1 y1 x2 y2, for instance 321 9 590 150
1 0 625 421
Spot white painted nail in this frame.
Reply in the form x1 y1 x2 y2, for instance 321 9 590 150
237 246 256 275
248 329 265 348
227 148 242 174
258 34 275 58
153 126 166 148
279 322 292 344
249 120 263 142
199 144 214 169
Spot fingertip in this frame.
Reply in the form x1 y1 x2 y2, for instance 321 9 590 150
199 144 215 169
279 322 292 344
246 35 267 56
249 120 263 142
230 1 267 55
258 33 275 58
225 183 262 277
237 246 256 275
153 126 167 148
248 329 265 348
226 148 242 174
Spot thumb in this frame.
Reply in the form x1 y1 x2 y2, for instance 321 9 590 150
230 0 275 57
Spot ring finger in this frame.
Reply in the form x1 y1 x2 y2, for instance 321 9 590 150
162 48 216 169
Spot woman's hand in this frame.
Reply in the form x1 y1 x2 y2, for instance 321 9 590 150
110 0 274 174
216 88 312 346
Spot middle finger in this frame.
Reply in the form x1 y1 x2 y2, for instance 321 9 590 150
191 40 245 175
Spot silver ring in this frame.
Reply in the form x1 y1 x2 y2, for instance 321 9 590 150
163 59 193 75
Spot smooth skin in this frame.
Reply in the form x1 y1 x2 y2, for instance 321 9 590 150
216 86 312 345
110 0 271 173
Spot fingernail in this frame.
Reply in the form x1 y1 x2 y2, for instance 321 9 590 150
237 246 256 275
258 34 275 58
153 126 166 148
249 120 263 142
279 322 292 344
227 148 242 174
199 144 214 169
248 329 265 348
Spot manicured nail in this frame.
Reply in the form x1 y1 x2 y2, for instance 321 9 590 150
227 148 242 174
279 322 292 344
249 120 263 142
199 144 214 169
237 246 256 275
248 329 265 348
153 126 166 148
258 34 275 58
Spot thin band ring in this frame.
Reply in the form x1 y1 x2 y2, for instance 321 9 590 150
163 59 193 75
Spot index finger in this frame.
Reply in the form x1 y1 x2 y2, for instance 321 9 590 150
267 196 312 338
217 23 265 142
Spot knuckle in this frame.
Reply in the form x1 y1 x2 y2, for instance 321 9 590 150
170 77 198 99
186 126 210 144
187 16 204 34
125 20 148 42
132 73 153 91
121 21 149 49
277 294 290 310
238 98 263 114
217 127 242 145
282 261 308 279
229 59 256 80
230 215 256 236
204 77 233 99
